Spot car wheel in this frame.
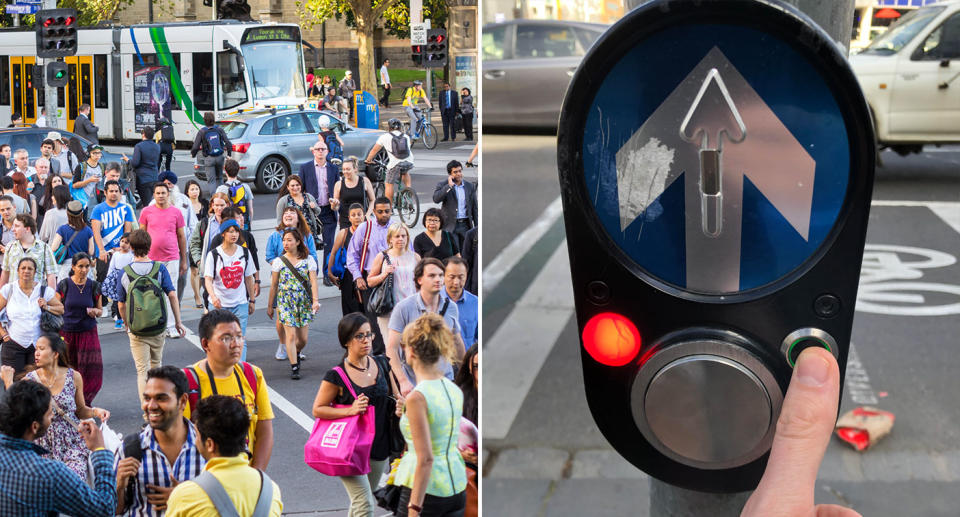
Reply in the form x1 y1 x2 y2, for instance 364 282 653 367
256 157 288 193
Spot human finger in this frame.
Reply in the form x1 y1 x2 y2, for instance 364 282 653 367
743 347 840 516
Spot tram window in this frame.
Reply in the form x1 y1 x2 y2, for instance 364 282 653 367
217 51 248 110
67 63 78 119
193 52 214 111
80 62 92 109
12 63 21 117
24 65 35 119
95 55 108 108
136 53 181 111
0 56 8 106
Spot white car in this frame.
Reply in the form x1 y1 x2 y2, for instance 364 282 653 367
850 1 960 155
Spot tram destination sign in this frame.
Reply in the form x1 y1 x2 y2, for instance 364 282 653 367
241 26 299 44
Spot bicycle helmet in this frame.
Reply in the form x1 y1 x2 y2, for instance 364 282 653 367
412 79 423 86
318 115 332 129
388 118 403 131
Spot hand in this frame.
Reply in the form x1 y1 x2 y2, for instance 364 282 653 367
448 175 455 187
351 394 369 415
37 297 47 310
400 378 414 397
460 447 478 464
355 278 368 290
248 302 255 315
145 475 180 511
253 283 261 298
383 264 396 275
86 307 102 318
210 295 222 309
115 456 141 489
329 198 340 210
93 407 110 422
311 300 320 313
309 201 318 209
98 251 109 263
394 395 405 417
174 323 186 338
180 261 188 276
1 365 14 386
121 154 129 162
78 419 105 451
266 306 274 320
742 348 860 517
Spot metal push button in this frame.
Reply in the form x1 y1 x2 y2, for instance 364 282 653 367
781 328 838 367
631 339 782 470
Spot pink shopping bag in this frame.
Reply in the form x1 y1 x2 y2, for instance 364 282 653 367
304 367 375 476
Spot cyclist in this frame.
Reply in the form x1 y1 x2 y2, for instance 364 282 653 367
402 80 433 137
365 118 414 204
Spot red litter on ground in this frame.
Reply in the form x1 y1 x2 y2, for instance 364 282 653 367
835 406 895 451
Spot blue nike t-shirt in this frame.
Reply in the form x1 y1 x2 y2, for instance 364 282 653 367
91 201 135 252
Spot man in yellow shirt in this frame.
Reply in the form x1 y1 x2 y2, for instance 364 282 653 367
166 395 282 516
403 80 433 137
183 309 274 469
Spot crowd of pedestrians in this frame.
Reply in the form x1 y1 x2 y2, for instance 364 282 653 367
0 105 479 517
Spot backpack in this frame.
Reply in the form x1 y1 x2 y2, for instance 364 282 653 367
184 362 259 417
322 131 343 163
192 469 273 517
390 132 410 159
161 123 175 143
123 262 168 336
227 182 250 230
203 127 225 157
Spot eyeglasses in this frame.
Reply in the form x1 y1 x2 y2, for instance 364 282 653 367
425 218 440 225
312 147 328 152
354 332 375 341
218 335 245 346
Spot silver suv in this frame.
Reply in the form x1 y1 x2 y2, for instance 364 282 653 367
195 108 389 192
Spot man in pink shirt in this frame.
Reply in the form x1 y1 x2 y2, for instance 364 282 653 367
139 183 188 338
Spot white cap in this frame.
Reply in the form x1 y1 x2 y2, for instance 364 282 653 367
318 115 332 129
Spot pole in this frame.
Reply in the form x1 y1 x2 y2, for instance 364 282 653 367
640 0 855 514
148 0 154 23
42 0 58 130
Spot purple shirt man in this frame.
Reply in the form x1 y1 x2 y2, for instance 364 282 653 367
346 201 393 284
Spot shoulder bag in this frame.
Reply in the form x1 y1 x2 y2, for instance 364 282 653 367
54 228 81 265
39 285 63 333
304 366 375 476
377 354 406 456
365 251 395 316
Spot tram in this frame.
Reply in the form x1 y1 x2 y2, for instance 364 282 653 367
0 21 307 143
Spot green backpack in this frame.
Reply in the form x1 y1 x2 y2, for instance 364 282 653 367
124 263 168 336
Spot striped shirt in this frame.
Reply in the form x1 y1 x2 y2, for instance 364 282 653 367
0 432 116 517
113 418 205 517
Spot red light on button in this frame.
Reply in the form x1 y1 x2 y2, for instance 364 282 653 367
582 313 641 366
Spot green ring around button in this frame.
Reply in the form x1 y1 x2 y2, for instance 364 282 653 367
786 337 831 368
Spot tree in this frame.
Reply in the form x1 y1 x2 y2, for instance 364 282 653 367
297 0 449 92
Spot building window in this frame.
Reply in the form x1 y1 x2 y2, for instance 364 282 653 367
95 55 108 108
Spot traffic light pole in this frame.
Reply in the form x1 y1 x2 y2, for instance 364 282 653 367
42 0 58 130
640 0 855 515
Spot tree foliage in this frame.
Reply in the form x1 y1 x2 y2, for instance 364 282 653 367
296 0 448 35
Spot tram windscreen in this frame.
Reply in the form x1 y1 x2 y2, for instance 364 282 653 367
242 41 306 100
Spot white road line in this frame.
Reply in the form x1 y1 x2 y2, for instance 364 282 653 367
482 196 564 295
183 331 315 432
871 200 960 235
485 241 575 440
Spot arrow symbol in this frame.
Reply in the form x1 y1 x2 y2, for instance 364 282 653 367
615 47 816 294
679 69 747 237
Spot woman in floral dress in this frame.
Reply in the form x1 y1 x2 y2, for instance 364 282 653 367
24 333 109 479
267 228 320 380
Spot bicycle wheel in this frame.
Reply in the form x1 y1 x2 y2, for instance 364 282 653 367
374 178 385 199
397 187 420 229
423 123 438 149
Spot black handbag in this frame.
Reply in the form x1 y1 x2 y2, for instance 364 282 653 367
366 252 396 316
380 355 406 456
373 483 402 513
39 286 63 333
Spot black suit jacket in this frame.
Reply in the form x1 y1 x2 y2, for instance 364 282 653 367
432 179 477 232
74 114 99 144
439 89 459 113
298 160 339 204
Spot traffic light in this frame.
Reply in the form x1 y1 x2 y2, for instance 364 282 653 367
36 9 78 59
557 0 876 493
411 45 424 66
424 29 447 68
47 61 69 88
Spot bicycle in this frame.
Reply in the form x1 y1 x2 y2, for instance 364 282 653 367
402 107 438 150
367 160 420 228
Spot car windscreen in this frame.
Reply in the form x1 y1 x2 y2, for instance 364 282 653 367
218 121 248 140
861 6 945 55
